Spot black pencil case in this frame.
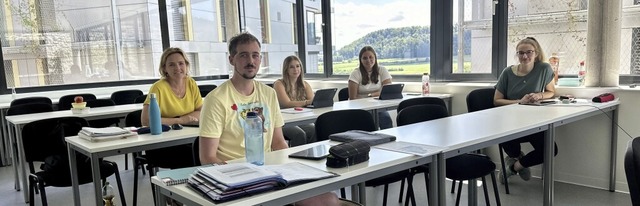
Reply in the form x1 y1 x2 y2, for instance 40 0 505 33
137 124 171 134
326 140 370 168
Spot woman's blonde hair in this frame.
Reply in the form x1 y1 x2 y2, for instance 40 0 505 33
281 55 306 101
158 47 190 78
516 37 546 63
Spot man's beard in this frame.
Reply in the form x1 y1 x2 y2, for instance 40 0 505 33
235 66 257 79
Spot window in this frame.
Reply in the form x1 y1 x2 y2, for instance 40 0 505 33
507 0 588 75
331 0 431 76
305 4 323 74
453 0 492 74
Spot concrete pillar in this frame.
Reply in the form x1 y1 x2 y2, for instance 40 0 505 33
586 0 621 86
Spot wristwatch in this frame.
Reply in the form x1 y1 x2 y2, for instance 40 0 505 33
367 93 372 97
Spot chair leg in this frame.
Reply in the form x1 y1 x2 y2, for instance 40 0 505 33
398 178 405 203
148 166 157 206
498 146 510 194
340 188 346 199
382 184 389 206
451 180 456 193
455 180 463 206
490 172 501 206
125 153 129 170
28 176 35 206
133 164 139 206
481 176 490 206
407 176 416 206
425 172 430 204
38 178 48 206
111 163 127 206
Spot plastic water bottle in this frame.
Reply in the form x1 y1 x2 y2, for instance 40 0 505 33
11 87 16 99
421 73 430 95
148 93 162 135
102 181 115 206
244 112 264 165
578 61 586 85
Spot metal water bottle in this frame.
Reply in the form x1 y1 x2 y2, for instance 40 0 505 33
244 112 264 165
422 73 430 95
148 93 162 135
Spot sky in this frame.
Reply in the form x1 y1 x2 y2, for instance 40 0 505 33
332 0 431 49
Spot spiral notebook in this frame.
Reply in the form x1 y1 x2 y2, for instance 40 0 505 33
157 166 201 186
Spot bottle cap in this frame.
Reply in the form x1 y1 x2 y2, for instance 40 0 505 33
423 73 429 75
150 93 157 98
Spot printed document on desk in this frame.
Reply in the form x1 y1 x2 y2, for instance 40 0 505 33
281 107 313 114
375 141 443 156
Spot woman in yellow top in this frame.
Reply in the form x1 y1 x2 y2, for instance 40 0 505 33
141 47 202 169
273 55 316 146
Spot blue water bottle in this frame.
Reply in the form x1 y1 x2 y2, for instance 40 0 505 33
149 93 162 135
244 112 264 165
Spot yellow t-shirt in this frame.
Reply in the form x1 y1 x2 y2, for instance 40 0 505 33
199 80 284 161
144 77 203 118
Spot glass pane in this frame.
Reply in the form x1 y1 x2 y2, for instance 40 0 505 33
507 0 588 76
306 2 323 75
331 0 431 75
621 1 640 76
454 0 492 74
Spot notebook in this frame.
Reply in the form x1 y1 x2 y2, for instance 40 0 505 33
376 83 405 100
306 88 337 108
157 167 199 186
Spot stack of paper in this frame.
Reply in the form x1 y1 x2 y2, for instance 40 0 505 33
78 127 136 142
187 162 337 203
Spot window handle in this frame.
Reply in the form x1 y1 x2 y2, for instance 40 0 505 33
492 0 499 16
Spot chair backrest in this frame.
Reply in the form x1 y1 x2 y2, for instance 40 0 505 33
193 136 200 166
198 84 217 97
466 88 495 113
110 89 144 105
134 94 147 104
315 109 376 141
125 110 143 127
625 137 640 205
397 97 447 114
338 87 349 101
6 103 54 116
85 99 116 108
266 83 274 88
58 93 97 110
10 96 52 107
22 117 88 163
396 104 449 127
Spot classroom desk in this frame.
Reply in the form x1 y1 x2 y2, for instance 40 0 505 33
281 93 452 128
150 141 443 206
377 101 619 206
6 103 142 202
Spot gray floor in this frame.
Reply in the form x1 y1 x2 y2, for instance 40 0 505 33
0 155 632 206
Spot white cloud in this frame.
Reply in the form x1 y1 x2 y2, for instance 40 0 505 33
332 0 430 49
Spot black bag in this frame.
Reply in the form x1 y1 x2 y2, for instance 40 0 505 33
328 130 396 146
326 140 370 168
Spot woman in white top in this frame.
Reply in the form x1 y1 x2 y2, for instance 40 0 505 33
273 55 316 146
347 46 393 129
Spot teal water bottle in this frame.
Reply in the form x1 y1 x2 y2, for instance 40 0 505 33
149 93 162 135
244 112 264 165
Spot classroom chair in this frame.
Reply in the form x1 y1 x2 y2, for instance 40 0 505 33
398 104 500 206
338 87 349 101
315 109 414 206
198 84 217 97
466 88 513 194
134 94 147 104
111 89 144 105
396 96 447 114
58 93 96 110
625 137 640 206
10 96 52 107
23 117 126 206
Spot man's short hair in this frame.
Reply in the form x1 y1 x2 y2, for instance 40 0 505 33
228 32 261 57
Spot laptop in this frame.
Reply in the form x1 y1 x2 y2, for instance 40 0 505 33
306 88 337 108
376 83 405 100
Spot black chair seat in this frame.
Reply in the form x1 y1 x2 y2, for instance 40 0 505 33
36 160 118 187
446 154 496 180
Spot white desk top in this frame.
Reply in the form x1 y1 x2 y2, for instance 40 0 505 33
5 103 142 125
377 101 619 154
66 127 200 154
150 141 443 206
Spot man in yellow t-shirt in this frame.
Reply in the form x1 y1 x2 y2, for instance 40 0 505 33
198 33 339 206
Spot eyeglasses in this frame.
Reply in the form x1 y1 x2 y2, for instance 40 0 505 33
516 50 535 57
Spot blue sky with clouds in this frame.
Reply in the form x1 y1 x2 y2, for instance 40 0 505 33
332 0 431 49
